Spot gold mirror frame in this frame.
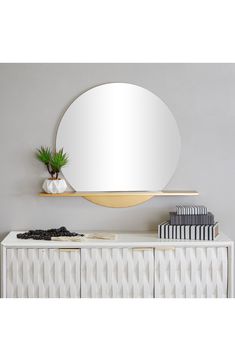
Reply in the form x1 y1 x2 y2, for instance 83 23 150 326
83 194 153 207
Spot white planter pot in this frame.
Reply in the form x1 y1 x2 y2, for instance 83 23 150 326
42 179 67 194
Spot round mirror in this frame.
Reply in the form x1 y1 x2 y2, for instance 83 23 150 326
57 83 181 199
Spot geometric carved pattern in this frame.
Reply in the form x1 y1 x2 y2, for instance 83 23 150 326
81 248 154 298
155 247 228 298
4 246 228 298
6 248 81 298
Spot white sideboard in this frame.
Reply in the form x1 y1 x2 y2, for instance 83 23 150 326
1 232 234 298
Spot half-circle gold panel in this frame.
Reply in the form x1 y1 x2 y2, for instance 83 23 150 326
83 195 154 208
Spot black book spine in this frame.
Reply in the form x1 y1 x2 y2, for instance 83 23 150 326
170 212 214 225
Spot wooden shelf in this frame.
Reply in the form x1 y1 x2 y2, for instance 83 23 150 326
38 190 199 207
39 190 199 197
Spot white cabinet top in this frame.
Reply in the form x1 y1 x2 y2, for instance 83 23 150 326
1 231 233 249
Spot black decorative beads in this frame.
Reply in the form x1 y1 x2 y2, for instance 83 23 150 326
17 227 84 240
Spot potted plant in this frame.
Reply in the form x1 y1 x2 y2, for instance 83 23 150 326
36 146 69 193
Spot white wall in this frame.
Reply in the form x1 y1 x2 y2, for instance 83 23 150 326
0 63 234 239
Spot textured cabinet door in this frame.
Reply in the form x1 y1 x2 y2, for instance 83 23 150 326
5 248 81 298
155 247 228 298
81 248 154 298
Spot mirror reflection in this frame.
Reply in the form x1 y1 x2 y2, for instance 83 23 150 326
56 83 181 191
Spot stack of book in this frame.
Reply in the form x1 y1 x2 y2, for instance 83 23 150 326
158 205 219 240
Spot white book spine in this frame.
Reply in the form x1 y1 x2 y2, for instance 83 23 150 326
185 225 190 240
196 225 200 240
169 225 172 239
191 225 195 240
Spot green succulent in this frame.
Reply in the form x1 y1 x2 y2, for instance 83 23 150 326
36 146 52 165
50 149 69 174
36 146 69 179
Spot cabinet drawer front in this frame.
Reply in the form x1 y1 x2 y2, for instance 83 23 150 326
155 247 228 298
6 248 81 298
81 248 154 298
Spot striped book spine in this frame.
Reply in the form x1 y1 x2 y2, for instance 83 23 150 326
176 205 208 215
157 221 219 240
